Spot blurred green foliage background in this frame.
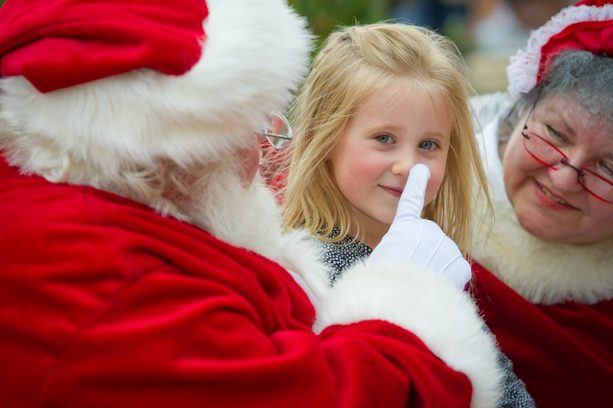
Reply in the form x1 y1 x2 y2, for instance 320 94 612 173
289 0 393 46
288 0 474 67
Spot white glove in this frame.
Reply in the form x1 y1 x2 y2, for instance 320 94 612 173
368 164 471 290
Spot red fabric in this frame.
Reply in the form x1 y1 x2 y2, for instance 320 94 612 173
577 0 611 7
471 262 613 408
0 0 208 92
259 142 289 205
0 155 472 407
536 2 613 84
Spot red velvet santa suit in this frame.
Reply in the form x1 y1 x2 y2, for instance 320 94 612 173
470 116 613 408
0 152 503 407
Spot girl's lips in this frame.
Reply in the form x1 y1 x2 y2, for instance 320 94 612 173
380 185 403 197
533 179 578 210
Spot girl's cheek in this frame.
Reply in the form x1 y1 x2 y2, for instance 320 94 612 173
424 167 445 205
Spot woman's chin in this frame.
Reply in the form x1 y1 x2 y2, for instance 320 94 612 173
515 207 564 242
516 211 606 245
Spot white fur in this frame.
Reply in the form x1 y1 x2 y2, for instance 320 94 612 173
472 115 613 305
469 92 513 134
268 229 331 309
315 260 503 408
183 164 330 308
472 198 613 305
0 0 312 182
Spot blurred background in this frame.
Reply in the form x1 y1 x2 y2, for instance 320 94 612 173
0 0 573 93
289 0 574 93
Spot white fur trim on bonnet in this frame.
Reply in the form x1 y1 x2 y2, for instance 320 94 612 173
507 2 613 100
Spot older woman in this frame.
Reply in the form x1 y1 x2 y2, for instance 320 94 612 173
469 1 613 408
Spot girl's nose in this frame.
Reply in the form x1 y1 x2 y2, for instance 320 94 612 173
391 155 415 176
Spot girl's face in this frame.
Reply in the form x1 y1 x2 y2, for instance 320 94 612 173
329 81 452 247
502 94 613 244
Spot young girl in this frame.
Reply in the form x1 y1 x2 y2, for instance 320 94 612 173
282 23 490 281
282 22 534 407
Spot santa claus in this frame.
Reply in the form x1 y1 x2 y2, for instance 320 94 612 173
0 0 501 406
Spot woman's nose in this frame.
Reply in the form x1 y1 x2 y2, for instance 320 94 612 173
548 162 584 193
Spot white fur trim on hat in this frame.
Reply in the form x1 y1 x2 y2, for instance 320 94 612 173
507 3 613 99
0 0 312 184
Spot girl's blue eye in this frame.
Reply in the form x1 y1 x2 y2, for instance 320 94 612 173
374 134 394 144
419 140 438 151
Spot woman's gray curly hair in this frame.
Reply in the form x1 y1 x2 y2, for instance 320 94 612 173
500 50 613 140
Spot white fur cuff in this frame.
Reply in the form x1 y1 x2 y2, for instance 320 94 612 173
315 260 502 408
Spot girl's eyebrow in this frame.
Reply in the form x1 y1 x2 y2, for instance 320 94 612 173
426 131 451 140
367 124 450 139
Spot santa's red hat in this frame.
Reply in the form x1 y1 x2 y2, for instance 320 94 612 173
0 0 311 177
507 0 613 99
0 0 208 93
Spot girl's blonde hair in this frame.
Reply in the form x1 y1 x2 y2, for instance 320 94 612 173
282 23 490 256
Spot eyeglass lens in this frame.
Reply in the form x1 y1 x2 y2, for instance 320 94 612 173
522 131 613 204
262 112 292 149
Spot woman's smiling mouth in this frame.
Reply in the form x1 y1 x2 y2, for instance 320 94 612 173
533 179 579 210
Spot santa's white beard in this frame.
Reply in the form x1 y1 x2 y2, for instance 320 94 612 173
182 164 284 260
173 163 331 307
